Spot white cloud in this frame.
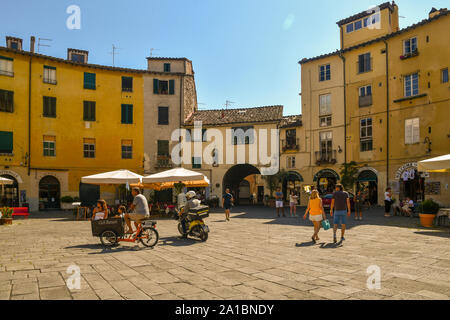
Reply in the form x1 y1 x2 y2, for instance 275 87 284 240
283 14 295 30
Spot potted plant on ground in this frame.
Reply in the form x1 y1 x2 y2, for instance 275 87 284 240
418 199 440 228
0 207 13 225
60 196 74 210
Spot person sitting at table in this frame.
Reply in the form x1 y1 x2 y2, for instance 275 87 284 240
92 199 109 221
401 197 414 217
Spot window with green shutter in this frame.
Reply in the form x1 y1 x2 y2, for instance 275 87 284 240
121 104 133 124
43 141 56 157
83 101 96 121
153 79 175 95
122 76 133 92
43 96 56 118
0 89 14 113
192 157 201 169
84 72 96 89
169 80 175 95
164 63 171 72
157 140 169 156
0 131 13 154
158 106 169 125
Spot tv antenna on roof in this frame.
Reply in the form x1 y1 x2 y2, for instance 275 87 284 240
109 44 120 67
225 100 235 109
37 38 52 53
149 48 160 57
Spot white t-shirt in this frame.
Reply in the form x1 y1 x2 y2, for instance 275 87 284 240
289 195 298 204
384 192 391 201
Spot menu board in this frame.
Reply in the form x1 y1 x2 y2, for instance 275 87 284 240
425 182 440 195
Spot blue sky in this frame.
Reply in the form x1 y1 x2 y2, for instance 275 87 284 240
1 0 448 115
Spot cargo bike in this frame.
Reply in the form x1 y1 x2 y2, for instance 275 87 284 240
91 217 159 248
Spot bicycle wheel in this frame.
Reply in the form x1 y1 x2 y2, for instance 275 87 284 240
100 230 118 246
140 227 159 247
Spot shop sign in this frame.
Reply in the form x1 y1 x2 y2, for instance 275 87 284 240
395 162 429 180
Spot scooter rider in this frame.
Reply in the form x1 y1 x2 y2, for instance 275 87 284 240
179 191 200 238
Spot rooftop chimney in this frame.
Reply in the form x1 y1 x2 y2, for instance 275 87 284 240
6 36 23 50
429 7 448 19
67 48 89 64
30 36 35 53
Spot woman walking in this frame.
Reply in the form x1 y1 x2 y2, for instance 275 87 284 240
384 187 392 217
289 191 299 217
303 190 325 243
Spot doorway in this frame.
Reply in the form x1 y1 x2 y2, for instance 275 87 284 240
0 174 19 207
39 176 61 210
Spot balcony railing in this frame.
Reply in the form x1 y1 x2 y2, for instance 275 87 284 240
155 156 173 168
359 95 372 107
282 139 300 152
400 49 419 60
43 78 57 85
0 70 14 77
315 150 337 165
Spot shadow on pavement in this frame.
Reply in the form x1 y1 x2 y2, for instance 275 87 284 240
158 236 201 247
295 241 316 247
65 243 151 254
414 230 450 239
226 206 445 232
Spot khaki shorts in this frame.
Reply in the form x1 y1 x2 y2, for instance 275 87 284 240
128 213 149 223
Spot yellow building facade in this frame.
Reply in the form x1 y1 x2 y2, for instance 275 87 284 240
300 2 450 206
0 40 146 211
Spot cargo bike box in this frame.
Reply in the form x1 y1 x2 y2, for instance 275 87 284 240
188 205 210 219
91 218 125 237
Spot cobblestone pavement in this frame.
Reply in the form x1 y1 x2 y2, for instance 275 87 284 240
0 206 449 300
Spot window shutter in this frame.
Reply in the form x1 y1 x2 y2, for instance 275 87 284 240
128 105 133 124
169 80 175 95
405 119 412 144
412 118 420 143
51 97 56 116
358 55 364 73
0 131 13 153
121 104 126 123
153 79 159 94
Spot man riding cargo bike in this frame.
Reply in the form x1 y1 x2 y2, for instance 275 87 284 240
175 191 210 242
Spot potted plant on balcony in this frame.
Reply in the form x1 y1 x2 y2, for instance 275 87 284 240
418 199 440 228
0 207 13 225
60 196 74 210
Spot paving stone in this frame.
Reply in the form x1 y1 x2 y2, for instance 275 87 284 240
40 286 72 300
0 207 449 300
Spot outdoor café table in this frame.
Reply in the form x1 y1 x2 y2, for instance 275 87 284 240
437 208 450 226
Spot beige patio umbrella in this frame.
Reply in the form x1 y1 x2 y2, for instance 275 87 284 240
81 169 143 185
418 154 450 173
0 177 14 185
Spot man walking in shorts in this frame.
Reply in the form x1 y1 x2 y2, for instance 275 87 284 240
330 184 351 243
125 188 150 234
275 187 285 217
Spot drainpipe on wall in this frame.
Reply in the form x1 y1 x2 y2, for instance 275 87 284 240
338 50 347 165
383 39 390 188
27 42 34 176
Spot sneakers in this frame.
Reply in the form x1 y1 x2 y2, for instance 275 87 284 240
341 237 346 241
333 235 337 243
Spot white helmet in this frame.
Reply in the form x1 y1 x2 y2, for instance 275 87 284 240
186 191 196 200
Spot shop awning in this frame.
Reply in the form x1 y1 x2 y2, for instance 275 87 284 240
0 177 14 185
418 154 450 173
81 169 143 185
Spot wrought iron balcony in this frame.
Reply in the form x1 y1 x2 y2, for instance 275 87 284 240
315 150 337 165
359 94 372 107
282 139 300 152
155 155 173 168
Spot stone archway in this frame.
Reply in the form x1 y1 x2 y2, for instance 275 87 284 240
0 174 19 207
223 164 260 205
